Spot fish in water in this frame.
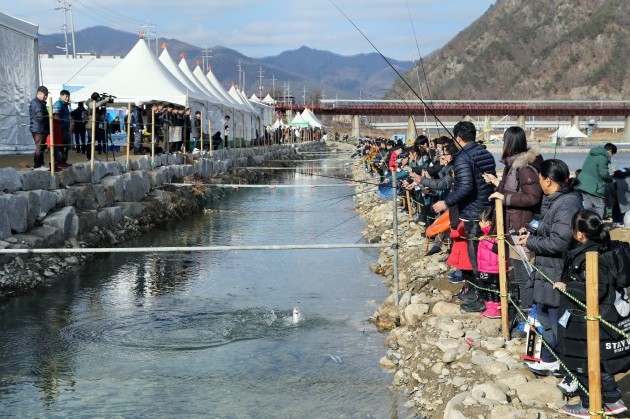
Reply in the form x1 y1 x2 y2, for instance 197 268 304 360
292 307 303 324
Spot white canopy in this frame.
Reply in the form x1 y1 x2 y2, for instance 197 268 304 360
262 94 276 105
177 57 224 106
290 112 309 127
301 107 323 128
250 93 260 102
73 39 206 105
272 118 287 129
550 125 587 146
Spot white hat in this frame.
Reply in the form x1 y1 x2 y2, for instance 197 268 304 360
135 101 143 106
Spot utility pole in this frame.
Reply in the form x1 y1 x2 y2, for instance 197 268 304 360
302 86 307 105
257 66 265 98
271 74 277 98
141 24 156 54
236 60 243 88
201 46 213 72
69 3 76 57
56 0 69 57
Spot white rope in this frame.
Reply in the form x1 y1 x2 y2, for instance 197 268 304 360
0 243 391 254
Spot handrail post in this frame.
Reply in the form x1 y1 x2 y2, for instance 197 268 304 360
495 199 509 340
391 170 399 306
586 251 603 419
125 102 131 167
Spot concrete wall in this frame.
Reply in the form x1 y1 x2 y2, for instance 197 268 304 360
0 145 298 250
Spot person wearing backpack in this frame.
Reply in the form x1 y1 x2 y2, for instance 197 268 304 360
485 126 544 311
553 209 628 417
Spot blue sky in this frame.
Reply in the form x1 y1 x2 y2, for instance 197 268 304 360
3 0 496 60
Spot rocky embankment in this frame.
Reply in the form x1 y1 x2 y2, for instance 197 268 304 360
353 165 568 418
0 143 329 297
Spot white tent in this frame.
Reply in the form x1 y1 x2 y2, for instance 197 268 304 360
262 94 276 105
272 118 287 129
0 12 39 155
301 108 323 129
40 55 123 99
73 39 206 105
250 93 260 102
290 112 309 127
550 125 588 146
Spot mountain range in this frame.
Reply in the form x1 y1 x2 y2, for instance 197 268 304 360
39 26 412 101
393 0 630 100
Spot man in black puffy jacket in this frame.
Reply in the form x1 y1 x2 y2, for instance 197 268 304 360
433 121 496 306
29 86 50 170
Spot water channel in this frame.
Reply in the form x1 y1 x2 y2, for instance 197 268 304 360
0 159 396 418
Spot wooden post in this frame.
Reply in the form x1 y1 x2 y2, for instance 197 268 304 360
125 102 131 166
151 108 155 166
208 116 213 156
200 115 204 153
405 190 412 219
90 99 96 173
47 97 55 176
586 251 603 419
495 199 509 341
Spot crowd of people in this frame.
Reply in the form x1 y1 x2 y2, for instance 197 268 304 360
29 85 326 171
357 121 629 418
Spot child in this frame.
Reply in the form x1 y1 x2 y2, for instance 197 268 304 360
554 209 628 417
446 220 473 288
461 207 502 317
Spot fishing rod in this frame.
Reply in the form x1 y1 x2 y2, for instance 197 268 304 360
406 1 440 136
330 0 501 194
329 0 452 138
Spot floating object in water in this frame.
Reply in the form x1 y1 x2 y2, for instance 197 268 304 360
269 185 277 189
292 307 303 324
310 184 317 188
326 354 343 364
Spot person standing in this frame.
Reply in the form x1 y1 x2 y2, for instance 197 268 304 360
29 86 50 170
485 126 544 311
130 102 145 155
432 121 496 303
223 115 231 149
190 111 201 151
516 159 583 376
53 89 72 167
85 92 110 160
71 101 87 154
577 142 617 218
182 108 192 152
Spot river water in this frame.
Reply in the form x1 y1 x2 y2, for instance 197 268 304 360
0 159 397 418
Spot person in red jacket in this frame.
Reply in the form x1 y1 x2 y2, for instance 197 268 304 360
446 221 473 276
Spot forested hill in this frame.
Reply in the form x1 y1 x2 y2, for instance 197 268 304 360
392 0 630 100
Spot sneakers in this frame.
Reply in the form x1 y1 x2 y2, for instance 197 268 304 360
524 359 561 376
461 298 485 313
57 162 72 168
557 375 578 397
448 271 464 283
605 399 628 415
481 301 501 319
559 402 589 418
560 400 628 418
34 165 49 171
456 287 478 303
426 245 441 256
612 222 624 229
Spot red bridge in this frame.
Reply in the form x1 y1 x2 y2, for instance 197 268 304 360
276 100 630 117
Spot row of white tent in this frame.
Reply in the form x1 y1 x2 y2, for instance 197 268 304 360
48 39 276 143
271 108 324 130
